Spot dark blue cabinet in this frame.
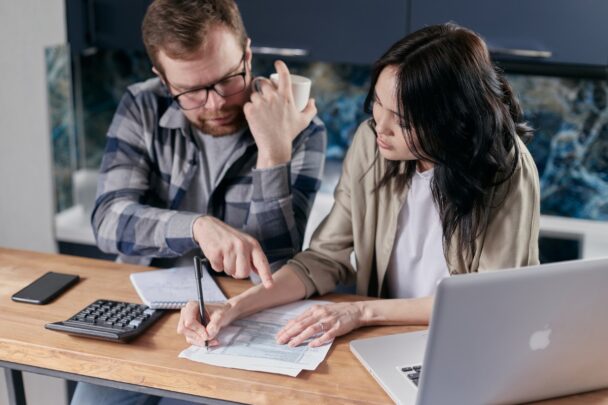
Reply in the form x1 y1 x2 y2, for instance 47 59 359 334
410 0 608 67
235 0 408 65
90 0 149 51
66 0 150 53
67 0 608 67
67 0 408 65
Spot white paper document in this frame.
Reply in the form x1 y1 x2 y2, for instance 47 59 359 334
179 300 333 376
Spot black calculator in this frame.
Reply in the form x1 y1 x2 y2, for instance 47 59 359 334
45 299 165 342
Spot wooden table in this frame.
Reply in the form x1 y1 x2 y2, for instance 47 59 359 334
1 248 607 405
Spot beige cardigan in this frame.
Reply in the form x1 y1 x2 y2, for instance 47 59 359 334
289 121 540 298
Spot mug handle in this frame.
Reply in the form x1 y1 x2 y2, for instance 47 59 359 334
251 76 274 95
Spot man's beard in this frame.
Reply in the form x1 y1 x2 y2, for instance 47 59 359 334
192 105 247 136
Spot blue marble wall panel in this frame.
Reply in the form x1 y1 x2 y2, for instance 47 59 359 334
508 75 608 220
47 48 608 221
46 45 75 212
78 50 153 168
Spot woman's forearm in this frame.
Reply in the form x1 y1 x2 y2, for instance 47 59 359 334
357 296 434 327
227 267 433 332
229 264 308 319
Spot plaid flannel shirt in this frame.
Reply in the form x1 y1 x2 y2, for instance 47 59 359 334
92 78 327 267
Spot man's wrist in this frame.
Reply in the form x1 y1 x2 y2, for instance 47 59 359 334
251 162 291 201
166 211 203 254
256 151 291 169
192 215 210 246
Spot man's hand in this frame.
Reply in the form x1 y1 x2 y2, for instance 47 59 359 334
193 216 273 288
244 60 317 169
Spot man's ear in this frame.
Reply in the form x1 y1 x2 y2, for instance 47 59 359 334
152 66 168 88
245 38 253 71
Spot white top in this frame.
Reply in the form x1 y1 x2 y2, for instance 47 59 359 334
385 169 450 299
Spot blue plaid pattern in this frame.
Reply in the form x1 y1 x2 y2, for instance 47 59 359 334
92 78 327 267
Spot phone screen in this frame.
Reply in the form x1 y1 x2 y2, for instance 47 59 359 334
12 272 80 304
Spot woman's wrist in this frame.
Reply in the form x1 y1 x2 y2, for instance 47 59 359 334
226 281 270 321
356 297 434 327
355 301 375 327
223 266 309 324
226 290 252 321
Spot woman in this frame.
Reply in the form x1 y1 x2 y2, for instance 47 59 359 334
177 23 540 348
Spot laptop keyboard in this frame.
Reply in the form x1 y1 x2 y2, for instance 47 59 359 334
400 365 422 387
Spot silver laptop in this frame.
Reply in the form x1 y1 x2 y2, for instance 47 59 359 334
350 258 608 405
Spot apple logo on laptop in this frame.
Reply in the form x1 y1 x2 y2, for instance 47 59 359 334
529 326 552 351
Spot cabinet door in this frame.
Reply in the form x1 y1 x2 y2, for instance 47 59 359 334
236 0 408 65
410 0 608 66
91 0 149 51
67 0 150 53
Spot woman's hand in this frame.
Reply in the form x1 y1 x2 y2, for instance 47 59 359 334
276 302 366 348
177 300 240 347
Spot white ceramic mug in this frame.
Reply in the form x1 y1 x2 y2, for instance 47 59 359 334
269 73 312 111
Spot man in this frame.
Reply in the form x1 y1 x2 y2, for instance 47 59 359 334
73 0 326 403
91 0 326 287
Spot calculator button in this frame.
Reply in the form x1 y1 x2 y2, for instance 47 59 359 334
128 319 143 328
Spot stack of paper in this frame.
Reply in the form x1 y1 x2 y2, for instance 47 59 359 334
179 300 333 376
130 266 227 309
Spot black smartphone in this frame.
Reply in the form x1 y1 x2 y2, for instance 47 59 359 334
11 272 80 304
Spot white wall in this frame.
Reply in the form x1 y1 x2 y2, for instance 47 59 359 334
0 2 68 403
0 0 63 253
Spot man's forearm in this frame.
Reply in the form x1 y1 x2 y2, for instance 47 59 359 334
246 162 303 263
92 196 199 257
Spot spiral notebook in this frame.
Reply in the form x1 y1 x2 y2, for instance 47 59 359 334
130 266 227 309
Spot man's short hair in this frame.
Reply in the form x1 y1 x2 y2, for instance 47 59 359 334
142 0 248 72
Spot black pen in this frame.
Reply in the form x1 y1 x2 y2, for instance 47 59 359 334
193 256 208 349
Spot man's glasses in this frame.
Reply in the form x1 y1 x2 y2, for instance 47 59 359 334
170 52 247 110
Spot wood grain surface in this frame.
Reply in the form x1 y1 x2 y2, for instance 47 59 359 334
0 248 606 404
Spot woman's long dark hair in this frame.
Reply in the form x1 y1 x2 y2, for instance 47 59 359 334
365 23 533 259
